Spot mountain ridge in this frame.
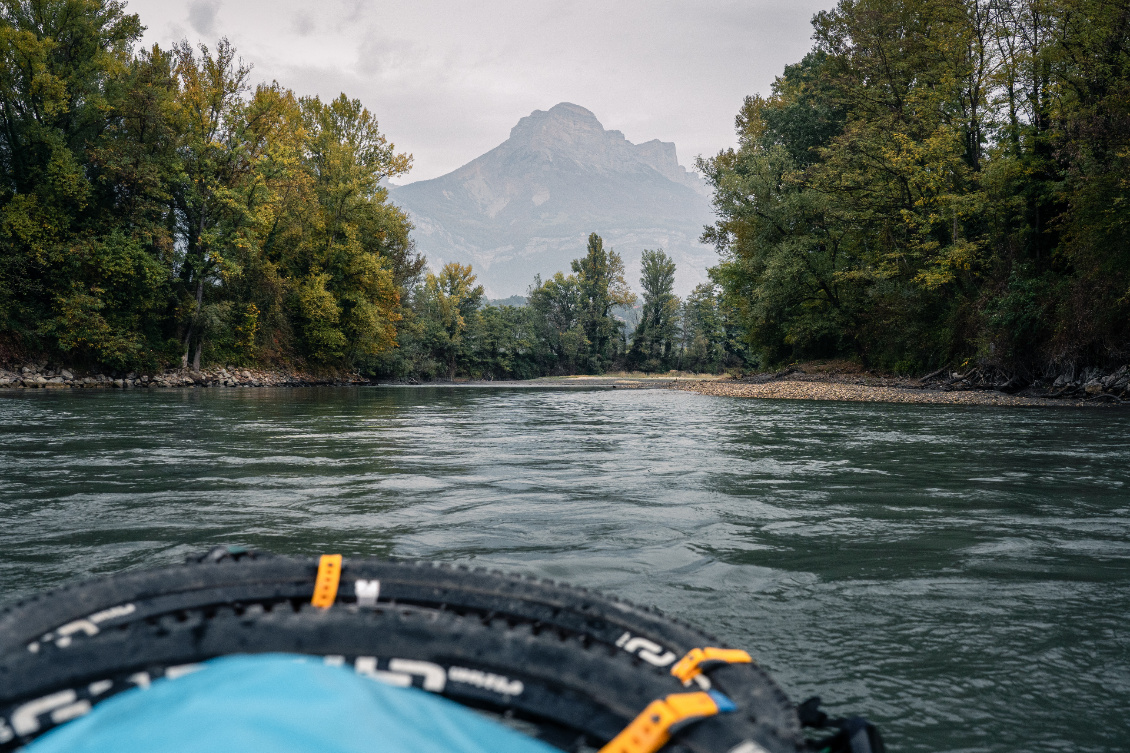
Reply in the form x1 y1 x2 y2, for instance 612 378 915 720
389 103 717 297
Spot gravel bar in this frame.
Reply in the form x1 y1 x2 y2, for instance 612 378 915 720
673 379 1098 408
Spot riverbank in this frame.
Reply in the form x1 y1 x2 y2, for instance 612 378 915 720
3 360 1126 408
0 363 367 390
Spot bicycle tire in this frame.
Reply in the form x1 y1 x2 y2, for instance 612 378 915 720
0 552 804 753
1 604 797 753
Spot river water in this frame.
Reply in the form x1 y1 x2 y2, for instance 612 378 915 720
0 386 1127 752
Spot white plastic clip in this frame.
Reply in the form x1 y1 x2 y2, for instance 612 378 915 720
355 579 380 607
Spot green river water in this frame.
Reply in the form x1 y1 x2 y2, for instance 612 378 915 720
0 386 1127 752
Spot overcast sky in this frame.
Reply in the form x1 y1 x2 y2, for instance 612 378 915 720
125 1 836 182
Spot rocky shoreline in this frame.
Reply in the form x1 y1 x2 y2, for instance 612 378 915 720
0 363 370 390
3 359 1128 407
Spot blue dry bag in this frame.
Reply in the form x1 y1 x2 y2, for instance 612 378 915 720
23 654 561 753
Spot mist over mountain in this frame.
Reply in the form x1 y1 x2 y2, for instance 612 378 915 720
389 103 716 297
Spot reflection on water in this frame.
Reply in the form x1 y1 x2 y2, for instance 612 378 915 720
1 386 1128 752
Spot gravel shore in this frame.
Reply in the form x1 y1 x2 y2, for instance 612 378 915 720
673 378 1099 408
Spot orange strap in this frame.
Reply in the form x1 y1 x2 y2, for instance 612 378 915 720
311 554 343 608
598 691 731 753
670 647 753 685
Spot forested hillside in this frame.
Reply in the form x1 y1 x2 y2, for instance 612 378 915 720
0 0 420 373
700 0 1130 375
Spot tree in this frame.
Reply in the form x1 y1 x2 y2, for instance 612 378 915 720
571 233 635 372
169 38 279 370
677 283 748 374
466 303 538 380
527 271 586 374
699 77 864 367
0 0 155 367
416 262 483 378
629 249 679 371
289 93 410 364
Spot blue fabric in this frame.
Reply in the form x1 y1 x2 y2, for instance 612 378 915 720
25 654 561 753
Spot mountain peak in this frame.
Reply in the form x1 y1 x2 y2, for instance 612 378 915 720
508 102 619 149
517 102 602 129
544 101 601 121
503 103 701 190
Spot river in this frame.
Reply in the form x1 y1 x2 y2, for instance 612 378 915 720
1 386 1127 752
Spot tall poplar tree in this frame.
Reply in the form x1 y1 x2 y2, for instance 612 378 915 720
629 248 679 372
571 233 635 372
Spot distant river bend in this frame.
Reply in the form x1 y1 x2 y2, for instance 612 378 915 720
1 386 1127 753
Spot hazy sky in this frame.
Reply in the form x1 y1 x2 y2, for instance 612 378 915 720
125 1 836 182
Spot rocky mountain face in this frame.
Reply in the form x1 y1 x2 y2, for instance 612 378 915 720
389 103 717 297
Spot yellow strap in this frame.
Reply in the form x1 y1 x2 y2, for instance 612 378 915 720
598 692 723 753
311 554 343 608
670 647 753 685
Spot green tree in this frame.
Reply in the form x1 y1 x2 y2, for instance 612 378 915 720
702 0 1015 370
1036 0 1130 361
0 0 157 366
168 38 264 370
629 248 679 371
416 262 483 378
528 271 586 374
678 283 748 373
571 233 635 372
289 93 410 364
465 303 538 380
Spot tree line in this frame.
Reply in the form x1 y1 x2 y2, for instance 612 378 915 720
699 0 1130 375
376 234 749 380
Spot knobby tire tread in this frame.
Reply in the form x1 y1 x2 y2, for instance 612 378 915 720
0 554 803 753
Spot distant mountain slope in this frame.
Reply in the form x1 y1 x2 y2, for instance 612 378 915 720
389 103 717 297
